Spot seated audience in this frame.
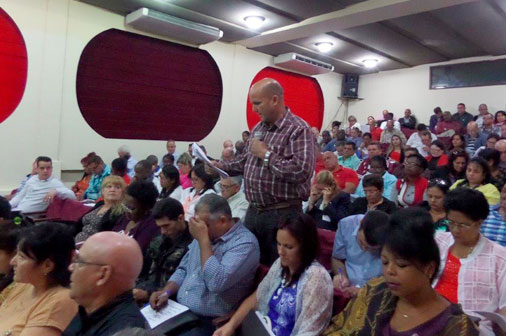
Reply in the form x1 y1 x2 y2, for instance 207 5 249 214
435 188 506 335
164 140 180 165
390 147 419 178
367 116 383 141
324 208 479 336
322 151 359 194
380 113 401 130
386 134 404 163
150 194 260 336
84 155 111 201
213 213 333 336
347 127 363 149
158 164 182 201
111 157 131 185
112 180 159 252
0 223 19 305
72 152 95 201
219 176 249 221
117 145 137 178
134 198 192 304
242 130 250 143
433 149 468 185
235 140 245 156
452 103 474 128
380 120 406 144
481 184 506 246
354 155 397 201
332 211 389 295
474 133 500 157
475 103 489 128
399 108 416 129
450 157 500 205
75 176 127 243
177 152 193 189
63 232 146 336
306 171 351 231
495 110 506 127
464 121 482 157
0 196 11 225
396 153 429 207
357 132 371 158
338 142 361 170
495 139 506 175
345 115 361 136
426 140 449 173
180 164 216 221
0 223 78 335
146 154 162 180
429 106 443 132
418 178 451 231
406 124 437 156
133 160 161 192
480 113 500 141
320 130 332 149
479 148 506 191
10 156 75 213
162 153 175 167
356 142 382 176
435 111 463 149
449 134 466 152
348 175 397 215
221 147 234 162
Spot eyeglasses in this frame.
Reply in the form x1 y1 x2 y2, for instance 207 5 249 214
71 250 107 267
404 161 421 167
219 183 237 190
447 218 475 231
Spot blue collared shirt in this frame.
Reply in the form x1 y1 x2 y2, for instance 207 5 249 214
84 165 111 200
332 215 383 286
338 154 361 171
353 171 397 201
481 204 506 246
169 221 260 317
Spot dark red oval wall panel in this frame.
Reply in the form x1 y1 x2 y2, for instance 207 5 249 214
0 8 28 124
246 67 324 131
76 29 223 141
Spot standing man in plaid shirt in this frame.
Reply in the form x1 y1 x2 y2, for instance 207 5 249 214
214 78 316 265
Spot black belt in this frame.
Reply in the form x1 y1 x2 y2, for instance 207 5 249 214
252 200 302 212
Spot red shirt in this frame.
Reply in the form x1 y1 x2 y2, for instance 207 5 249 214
315 154 326 176
122 174 131 185
435 251 461 303
331 166 359 189
370 127 383 141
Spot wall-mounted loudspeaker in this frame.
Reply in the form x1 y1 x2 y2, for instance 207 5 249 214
341 74 359 98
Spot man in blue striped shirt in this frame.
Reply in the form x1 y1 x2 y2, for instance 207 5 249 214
481 185 506 246
150 194 260 335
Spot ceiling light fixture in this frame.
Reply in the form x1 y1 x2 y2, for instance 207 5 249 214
362 58 379 68
243 16 265 29
314 42 334 53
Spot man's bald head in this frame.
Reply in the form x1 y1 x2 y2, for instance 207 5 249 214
69 232 143 312
496 140 506 163
222 147 234 162
249 78 286 126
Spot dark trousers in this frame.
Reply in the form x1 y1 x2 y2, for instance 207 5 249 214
244 205 302 265
172 315 216 336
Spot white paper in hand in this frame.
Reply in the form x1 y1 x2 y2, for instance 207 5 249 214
474 310 506 331
192 143 229 178
141 300 189 329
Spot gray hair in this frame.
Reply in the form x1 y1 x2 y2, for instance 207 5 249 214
118 145 131 154
195 194 232 220
222 175 242 186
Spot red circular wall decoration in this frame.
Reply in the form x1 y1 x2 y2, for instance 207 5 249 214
0 8 28 124
246 67 324 131
76 29 223 141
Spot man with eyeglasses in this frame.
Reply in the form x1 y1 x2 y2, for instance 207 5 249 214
219 176 249 221
63 232 146 336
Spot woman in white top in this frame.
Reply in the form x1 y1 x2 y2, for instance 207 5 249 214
158 165 183 202
180 164 216 221
213 213 333 336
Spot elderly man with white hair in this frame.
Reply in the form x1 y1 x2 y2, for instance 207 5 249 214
219 176 249 221
118 145 137 178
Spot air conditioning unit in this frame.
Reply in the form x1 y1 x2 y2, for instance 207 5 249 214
125 8 223 45
274 53 334 75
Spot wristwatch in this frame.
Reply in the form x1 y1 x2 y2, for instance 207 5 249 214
264 150 271 166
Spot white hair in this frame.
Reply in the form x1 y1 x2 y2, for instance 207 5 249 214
118 145 131 154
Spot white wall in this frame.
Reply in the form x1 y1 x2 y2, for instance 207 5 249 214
348 56 506 126
0 0 342 192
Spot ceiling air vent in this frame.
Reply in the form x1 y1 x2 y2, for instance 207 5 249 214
126 8 223 45
274 52 334 75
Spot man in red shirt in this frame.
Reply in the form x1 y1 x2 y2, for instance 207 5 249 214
322 151 359 194
356 142 383 177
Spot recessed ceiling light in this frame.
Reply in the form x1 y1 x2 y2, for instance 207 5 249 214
243 16 265 29
314 42 334 53
362 58 379 68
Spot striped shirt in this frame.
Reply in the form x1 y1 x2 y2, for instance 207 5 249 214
169 222 259 317
221 109 315 207
481 204 506 246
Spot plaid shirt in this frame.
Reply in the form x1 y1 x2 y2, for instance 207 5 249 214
481 205 506 246
84 165 111 200
222 109 315 207
169 222 259 317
